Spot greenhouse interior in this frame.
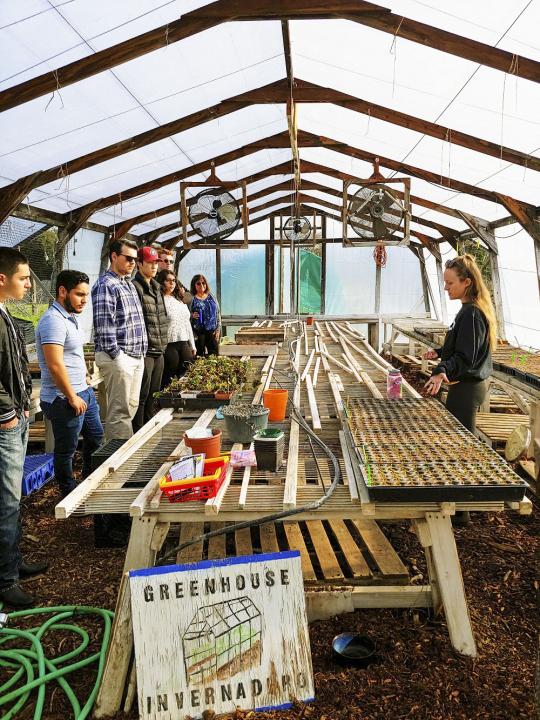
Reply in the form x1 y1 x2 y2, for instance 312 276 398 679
0 2 539 719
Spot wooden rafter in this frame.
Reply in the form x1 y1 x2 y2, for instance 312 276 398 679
293 131 536 209
2 1 539 113
4 75 539 229
282 20 301 217
0 80 288 226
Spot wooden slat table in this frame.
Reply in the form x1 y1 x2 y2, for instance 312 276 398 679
54 319 529 718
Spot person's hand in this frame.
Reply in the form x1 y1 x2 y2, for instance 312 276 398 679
191 349 197 358
0 417 18 430
86 375 92 387
68 395 87 416
424 373 449 396
423 349 438 360
24 410 29 418
191 311 199 319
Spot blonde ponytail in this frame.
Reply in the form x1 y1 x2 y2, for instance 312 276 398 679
445 254 498 351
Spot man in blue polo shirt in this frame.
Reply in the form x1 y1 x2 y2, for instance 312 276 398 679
36 270 103 497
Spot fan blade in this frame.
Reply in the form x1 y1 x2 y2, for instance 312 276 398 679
218 203 239 224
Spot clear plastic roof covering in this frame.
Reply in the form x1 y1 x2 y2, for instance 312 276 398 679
0 1 538 344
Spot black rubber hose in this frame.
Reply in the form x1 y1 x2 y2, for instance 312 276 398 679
158 333 341 565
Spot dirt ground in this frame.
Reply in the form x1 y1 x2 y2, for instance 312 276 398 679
8 473 538 720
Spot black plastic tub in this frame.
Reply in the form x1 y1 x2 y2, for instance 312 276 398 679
332 633 376 668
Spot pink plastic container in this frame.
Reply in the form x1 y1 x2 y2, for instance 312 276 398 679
386 369 403 400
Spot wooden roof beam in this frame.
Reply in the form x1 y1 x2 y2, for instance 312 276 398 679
294 131 536 210
0 79 288 226
61 131 292 221
2 1 539 114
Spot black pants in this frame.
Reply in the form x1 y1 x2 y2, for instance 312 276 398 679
196 330 219 357
133 354 164 433
162 341 193 388
446 379 488 434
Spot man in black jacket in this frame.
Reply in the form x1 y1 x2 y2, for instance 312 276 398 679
0 248 48 608
132 246 168 432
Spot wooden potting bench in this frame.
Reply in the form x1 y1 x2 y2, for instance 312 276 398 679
55 319 531 717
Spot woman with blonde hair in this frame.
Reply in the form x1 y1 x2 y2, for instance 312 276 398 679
424 254 497 433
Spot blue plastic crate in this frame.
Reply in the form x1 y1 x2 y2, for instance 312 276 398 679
22 453 54 496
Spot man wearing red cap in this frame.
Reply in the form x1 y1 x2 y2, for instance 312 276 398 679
132 246 168 432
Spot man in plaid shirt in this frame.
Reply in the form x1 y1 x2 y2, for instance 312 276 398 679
92 239 148 441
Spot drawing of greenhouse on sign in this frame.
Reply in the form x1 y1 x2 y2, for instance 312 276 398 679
183 597 262 684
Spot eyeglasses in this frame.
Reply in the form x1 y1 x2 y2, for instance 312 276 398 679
118 254 137 264
161 259 174 265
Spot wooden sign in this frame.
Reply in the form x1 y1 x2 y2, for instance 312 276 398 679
129 551 314 719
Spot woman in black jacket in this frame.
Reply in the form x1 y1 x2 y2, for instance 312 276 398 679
424 254 497 434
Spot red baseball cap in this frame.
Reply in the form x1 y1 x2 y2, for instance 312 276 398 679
137 246 159 263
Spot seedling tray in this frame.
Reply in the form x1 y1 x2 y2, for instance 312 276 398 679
345 398 527 503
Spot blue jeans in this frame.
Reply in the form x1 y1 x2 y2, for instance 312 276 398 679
0 415 29 590
41 388 104 495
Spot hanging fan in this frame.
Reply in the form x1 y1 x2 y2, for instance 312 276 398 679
188 188 241 241
348 184 404 241
283 216 312 242
343 158 411 248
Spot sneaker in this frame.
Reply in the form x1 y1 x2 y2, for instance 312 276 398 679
19 560 49 578
0 584 34 608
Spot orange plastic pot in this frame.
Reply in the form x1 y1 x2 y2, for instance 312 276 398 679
306 316 314 326
263 388 289 422
183 429 222 458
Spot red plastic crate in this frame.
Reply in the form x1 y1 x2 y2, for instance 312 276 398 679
160 456 230 503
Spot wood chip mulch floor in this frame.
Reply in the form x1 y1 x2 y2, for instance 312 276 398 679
8 469 538 720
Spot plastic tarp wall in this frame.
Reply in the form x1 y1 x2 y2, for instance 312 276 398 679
298 249 321 314
274 246 291 314
220 245 265 316
379 247 425 314
177 249 216 297
325 245 376 314
64 228 105 342
496 230 539 350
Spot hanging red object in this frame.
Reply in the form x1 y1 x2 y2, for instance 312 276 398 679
373 243 387 267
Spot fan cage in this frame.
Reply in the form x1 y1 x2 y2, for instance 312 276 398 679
180 179 248 250
342 177 411 248
283 215 312 242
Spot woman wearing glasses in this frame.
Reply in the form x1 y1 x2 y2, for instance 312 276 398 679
189 274 221 357
423 254 496 433
157 270 196 386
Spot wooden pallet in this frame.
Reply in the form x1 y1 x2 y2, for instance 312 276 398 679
28 420 46 443
174 518 408 586
476 412 529 448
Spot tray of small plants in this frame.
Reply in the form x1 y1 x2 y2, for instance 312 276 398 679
344 398 527 503
492 346 540 390
155 357 254 409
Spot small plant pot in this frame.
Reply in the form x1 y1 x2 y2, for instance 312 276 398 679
215 391 234 400
263 388 289 422
222 405 269 443
306 316 314 326
254 430 285 472
183 429 222 458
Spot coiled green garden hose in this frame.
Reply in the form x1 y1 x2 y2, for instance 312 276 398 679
0 605 114 720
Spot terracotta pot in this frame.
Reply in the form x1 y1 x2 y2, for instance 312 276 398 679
183 429 222 458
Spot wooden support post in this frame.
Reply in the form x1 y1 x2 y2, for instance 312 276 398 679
418 248 431 313
425 512 476 657
321 220 327 314
265 241 275 315
488 243 506 340
284 339 301 509
435 258 448 325
215 247 221 307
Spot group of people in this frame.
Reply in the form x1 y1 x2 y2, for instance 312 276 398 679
0 245 495 607
0 241 220 608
